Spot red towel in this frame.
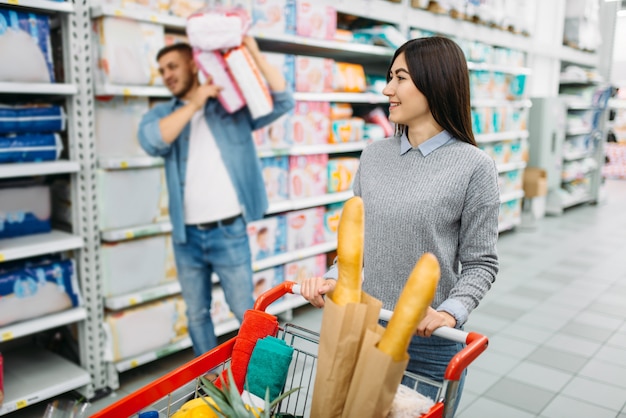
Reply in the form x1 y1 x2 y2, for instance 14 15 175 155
215 309 278 393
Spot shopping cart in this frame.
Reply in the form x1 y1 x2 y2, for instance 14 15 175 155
91 282 488 418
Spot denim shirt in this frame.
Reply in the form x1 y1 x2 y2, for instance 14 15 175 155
138 90 295 244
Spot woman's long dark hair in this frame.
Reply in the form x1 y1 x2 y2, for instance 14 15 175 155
387 36 476 146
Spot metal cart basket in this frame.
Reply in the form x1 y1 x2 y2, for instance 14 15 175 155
91 282 488 418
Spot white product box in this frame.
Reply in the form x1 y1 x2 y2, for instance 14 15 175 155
286 207 325 252
95 97 150 159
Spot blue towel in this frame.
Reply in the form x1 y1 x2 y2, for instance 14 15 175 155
246 336 294 401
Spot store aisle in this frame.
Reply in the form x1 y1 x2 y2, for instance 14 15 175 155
13 181 626 417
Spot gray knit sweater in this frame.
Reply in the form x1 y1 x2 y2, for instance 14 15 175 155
350 132 500 327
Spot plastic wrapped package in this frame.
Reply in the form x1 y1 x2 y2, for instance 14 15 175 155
288 154 328 199
194 49 245 114
294 56 333 93
285 207 324 252
0 105 65 135
327 157 359 193
0 184 50 239
291 101 330 145
224 46 273 119
295 0 336 40
0 133 62 163
323 202 343 243
101 234 176 297
252 266 284 302
0 8 54 83
0 259 80 327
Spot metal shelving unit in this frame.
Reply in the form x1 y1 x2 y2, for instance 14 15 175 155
0 161 80 178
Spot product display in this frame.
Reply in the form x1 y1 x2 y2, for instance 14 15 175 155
0 184 51 239
247 215 287 261
0 104 65 135
95 97 150 159
0 133 63 163
286 207 325 252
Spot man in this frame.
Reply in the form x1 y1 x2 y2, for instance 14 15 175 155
138 36 294 356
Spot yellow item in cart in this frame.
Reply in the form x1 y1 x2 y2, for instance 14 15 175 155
171 397 219 418
378 253 441 361
329 196 364 305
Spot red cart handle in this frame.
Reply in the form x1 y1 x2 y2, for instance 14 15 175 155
253 281 298 311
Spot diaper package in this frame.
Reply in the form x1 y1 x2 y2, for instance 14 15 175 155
247 215 287 261
211 286 234 325
286 207 325 252
332 62 366 92
0 184 50 239
0 104 65 135
330 118 365 143
224 46 273 120
251 0 296 35
327 157 359 193
288 154 328 199
97 167 168 231
260 155 289 202
323 202 343 243
253 112 292 149
95 97 150 159
101 234 176 297
186 7 251 51
0 133 63 163
295 56 333 93
170 0 207 18
105 296 188 361
283 254 326 294
0 258 80 327
0 8 54 83
253 266 284 301
92 17 164 86
295 1 336 40
291 101 330 145
194 49 245 114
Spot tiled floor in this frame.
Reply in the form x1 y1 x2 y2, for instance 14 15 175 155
9 180 626 417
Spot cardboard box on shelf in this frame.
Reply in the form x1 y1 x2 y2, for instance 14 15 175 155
523 167 547 197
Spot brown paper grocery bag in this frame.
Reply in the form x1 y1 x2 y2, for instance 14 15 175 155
341 325 409 418
310 291 382 418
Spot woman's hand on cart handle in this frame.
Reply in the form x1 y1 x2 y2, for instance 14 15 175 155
297 278 336 308
379 308 469 344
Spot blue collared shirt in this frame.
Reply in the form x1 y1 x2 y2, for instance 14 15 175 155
400 129 455 156
138 90 295 244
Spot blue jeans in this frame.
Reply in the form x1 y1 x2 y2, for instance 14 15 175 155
173 217 255 356
405 334 466 416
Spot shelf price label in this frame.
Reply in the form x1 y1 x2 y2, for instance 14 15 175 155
16 400 28 409
130 360 139 368
0 253 4 262
122 88 132 96
7 0 19 4
1 331 13 341
125 231 134 239
120 161 129 168
129 297 138 305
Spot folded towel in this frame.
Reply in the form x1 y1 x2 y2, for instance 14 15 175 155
246 336 294 401
215 309 278 393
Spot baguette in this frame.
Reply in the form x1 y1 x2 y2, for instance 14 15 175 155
378 253 440 361
329 196 364 305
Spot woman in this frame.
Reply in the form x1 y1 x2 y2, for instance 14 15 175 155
300 36 500 408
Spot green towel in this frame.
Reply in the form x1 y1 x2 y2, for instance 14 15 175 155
246 336 294 401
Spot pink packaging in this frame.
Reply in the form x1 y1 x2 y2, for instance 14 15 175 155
295 0 336 40
251 0 296 35
289 154 328 199
365 107 394 137
291 101 330 145
295 56 333 93
284 254 327 288
194 49 246 114
254 112 292 150
286 207 325 252
224 46 274 119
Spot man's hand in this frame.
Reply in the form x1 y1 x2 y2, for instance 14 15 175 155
190 76 223 110
242 35 262 58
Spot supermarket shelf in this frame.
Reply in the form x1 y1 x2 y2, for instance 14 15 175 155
498 217 522 232
104 281 181 310
292 92 387 103
562 193 593 209
497 161 526 173
558 45 599 68
100 221 172 242
335 0 405 26
471 98 532 108
252 30 394 63
565 102 595 111
0 160 80 179
559 76 602 85
562 168 597 183
0 0 74 12
253 241 336 272
0 307 86 343
90 5 184 28
115 336 192 373
0 82 77 95
257 141 369 158
475 130 529 143
0 347 91 415
500 190 524 203
0 230 83 263
94 84 170 97
267 191 353 215
113 296 309 372
563 151 594 161
467 62 532 75
98 156 164 170
566 127 592 136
